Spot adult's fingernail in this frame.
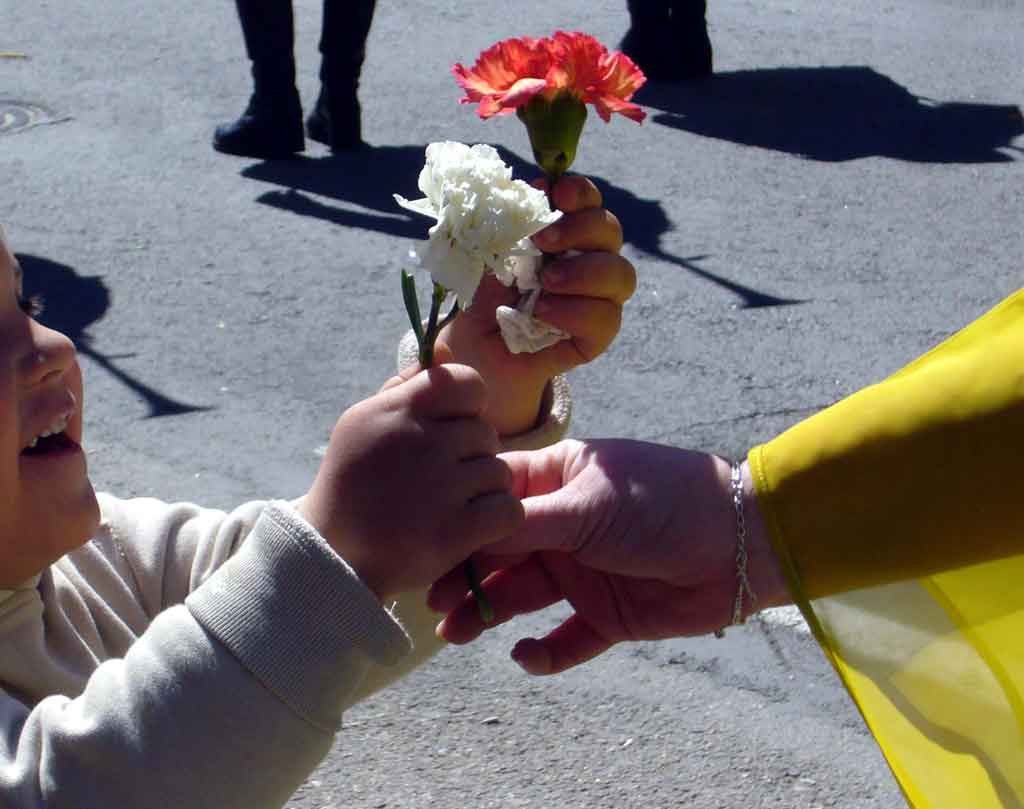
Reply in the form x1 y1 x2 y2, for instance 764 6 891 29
535 224 560 248
511 639 551 675
510 643 530 671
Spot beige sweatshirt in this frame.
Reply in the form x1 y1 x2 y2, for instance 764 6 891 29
0 377 570 809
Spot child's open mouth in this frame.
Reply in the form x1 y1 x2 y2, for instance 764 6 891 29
22 430 76 456
21 411 76 456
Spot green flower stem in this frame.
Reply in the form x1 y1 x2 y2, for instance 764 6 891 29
438 301 460 332
418 282 447 367
465 559 494 624
400 271 493 623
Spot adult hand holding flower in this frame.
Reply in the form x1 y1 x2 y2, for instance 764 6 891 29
446 30 643 398
435 175 635 437
394 141 561 368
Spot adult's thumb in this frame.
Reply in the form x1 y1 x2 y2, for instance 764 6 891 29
484 487 586 557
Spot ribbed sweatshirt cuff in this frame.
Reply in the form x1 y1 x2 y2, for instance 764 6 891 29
186 501 411 730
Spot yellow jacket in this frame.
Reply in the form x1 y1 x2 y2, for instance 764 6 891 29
749 289 1024 808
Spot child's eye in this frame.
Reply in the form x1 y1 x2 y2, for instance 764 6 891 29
18 293 44 317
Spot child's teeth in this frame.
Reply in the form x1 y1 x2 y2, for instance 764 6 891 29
28 412 71 448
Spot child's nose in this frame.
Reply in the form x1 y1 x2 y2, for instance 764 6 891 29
23 321 77 385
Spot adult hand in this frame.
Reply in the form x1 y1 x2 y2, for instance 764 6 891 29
429 439 789 675
437 176 636 436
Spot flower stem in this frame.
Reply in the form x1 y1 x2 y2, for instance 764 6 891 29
465 559 494 624
418 281 447 367
401 272 493 623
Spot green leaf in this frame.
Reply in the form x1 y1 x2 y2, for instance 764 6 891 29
438 300 460 332
401 270 425 346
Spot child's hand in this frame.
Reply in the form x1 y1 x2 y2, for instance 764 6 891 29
299 364 524 600
436 176 637 436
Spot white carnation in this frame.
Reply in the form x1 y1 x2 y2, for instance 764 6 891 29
394 141 561 308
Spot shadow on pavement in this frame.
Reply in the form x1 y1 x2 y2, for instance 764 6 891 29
17 254 211 418
243 146 801 309
637 65 1024 163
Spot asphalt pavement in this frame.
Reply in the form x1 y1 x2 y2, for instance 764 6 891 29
3 0 1023 805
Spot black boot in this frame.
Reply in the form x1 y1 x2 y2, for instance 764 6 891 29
214 90 304 158
213 0 304 158
620 0 711 81
307 0 375 151
306 86 363 151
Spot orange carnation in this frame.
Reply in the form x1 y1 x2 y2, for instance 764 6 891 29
452 37 557 119
453 31 646 123
549 31 646 123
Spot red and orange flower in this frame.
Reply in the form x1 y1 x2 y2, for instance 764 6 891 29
453 32 646 180
454 31 646 123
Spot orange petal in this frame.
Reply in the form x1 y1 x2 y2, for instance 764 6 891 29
593 95 646 123
453 37 552 96
500 77 551 109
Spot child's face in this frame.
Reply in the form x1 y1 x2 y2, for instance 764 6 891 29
0 227 99 587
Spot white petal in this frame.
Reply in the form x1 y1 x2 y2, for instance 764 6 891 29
399 141 563 311
417 231 486 308
393 194 439 219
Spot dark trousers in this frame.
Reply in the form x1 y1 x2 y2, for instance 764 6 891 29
627 0 706 28
233 0 376 99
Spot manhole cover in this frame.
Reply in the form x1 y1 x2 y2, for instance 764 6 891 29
0 99 62 135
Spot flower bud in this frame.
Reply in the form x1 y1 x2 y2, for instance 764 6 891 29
516 92 588 180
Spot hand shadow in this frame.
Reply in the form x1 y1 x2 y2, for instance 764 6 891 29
636 65 1024 163
242 146 801 308
17 254 211 418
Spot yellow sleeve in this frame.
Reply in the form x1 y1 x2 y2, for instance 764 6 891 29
748 289 1024 809
749 288 1024 600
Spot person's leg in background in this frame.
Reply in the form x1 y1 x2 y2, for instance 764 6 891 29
213 0 305 158
620 0 712 82
306 0 377 151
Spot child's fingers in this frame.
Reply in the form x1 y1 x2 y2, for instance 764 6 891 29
379 344 457 392
542 252 637 305
552 175 604 213
510 616 614 676
400 363 488 418
534 207 623 254
532 296 622 364
533 175 603 213
440 419 502 461
458 490 525 550
457 456 514 499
